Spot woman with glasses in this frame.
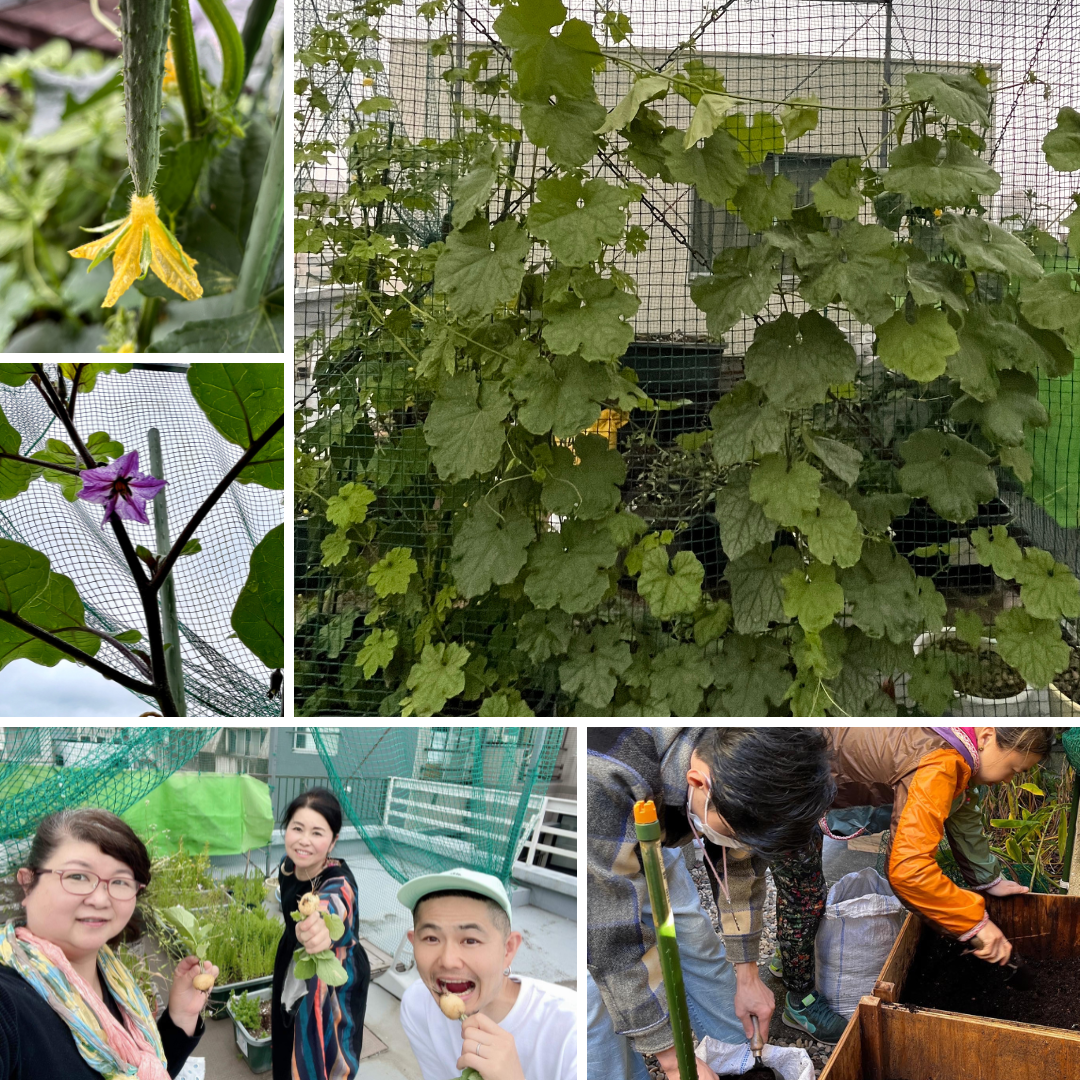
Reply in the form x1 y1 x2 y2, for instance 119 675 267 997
0 808 216 1079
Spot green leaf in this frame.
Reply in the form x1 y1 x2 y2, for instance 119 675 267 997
155 139 211 217
883 136 1000 207
186 364 284 488
916 577 948 634
660 127 747 207
149 310 282 353
356 628 398 680
906 72 991 127
803 433 863 487
0 539 50 612
637 547 704 620
325 482 375 528
450 167 496 230
559 624 632 708
850 492 912 534
367 547 418 598
0 408 33 501
520 95 606 167
1020 271 1080 348
516 608 573 664
780 95 820 141
839 542 923 644
907 260 969 312
721 112 785 165
524 520 618 613
782 561 845 633
493 0 604 101
434 216 530 317
714 467 776 561
451 502 534 598
744 311 857 409
731 173 796 232
0 364 36 387
947 311 1045 401
1013 548 1080 621
950 369 1049 446
684 93 738 148
594 75 668 135
58 364 132 394
970 525 1024 579
478 690 535 717
811 158 864 220
953 609 986 651
897 430 997 523
527 176 635 266
424 373 509 481
876 305 960 382
1043 107 1080 171
709 382 789 467
542 434 626 520
511 353 614 438
908 649 954 716
724 543 802 634
940 214 1043 281
231 524 284 669
0 571 101 671
999 445 1035 484
114 629 142 644
320 529 351 567
403 642 470 716
993 609 1070 688
690 244 780 338
749 454 822 526
648 644 715 716
542 268 640 362
85 431 125 462
711 634 794 715
1063 197 1080 257
315 612 356 660
793 488 864 568
693 600 732 647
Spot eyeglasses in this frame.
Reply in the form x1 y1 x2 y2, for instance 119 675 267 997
35 869 144 901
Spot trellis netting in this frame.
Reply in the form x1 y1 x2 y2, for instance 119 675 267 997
295 1 1080 715
0 726 219 876
0 365 282 716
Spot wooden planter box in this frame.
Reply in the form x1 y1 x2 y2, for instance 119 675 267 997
821 893 1080 1080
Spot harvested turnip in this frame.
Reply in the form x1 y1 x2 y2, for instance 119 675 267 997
192 971 216 992
439 992 467 1020
297 891 321 918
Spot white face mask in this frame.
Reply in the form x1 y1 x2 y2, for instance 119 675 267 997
687 779 748 850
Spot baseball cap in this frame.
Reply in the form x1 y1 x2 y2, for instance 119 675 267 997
396 867 513 927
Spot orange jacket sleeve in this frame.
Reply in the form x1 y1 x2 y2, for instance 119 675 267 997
888 748 987 938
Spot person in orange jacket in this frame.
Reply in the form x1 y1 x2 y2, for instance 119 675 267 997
769 727 1050 1045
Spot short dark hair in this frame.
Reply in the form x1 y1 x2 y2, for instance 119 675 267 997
23 808 152 893
412 889 511 938
696 728 835 860
282 787 342 836
994 727 1052 760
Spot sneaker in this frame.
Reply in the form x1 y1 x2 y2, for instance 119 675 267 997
781 990 847 1045
767 947 783 979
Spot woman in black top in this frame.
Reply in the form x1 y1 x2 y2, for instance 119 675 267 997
0 808 214 1080
271 788 369 1080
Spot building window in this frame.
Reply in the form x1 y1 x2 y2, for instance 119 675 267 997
293 728 340 755
690 153 841 273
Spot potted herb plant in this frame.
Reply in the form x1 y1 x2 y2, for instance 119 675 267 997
227 988 273 1074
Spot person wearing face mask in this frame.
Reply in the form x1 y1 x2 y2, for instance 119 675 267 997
587 728 835 1080
397 868 577 1080
766 727 1050 1045
0 808 215 1080
272 787 370 1080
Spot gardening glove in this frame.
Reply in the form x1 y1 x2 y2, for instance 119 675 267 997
458 1011 526 1080
167 956 219 1036
654 1046 719 1080
297 909 332 954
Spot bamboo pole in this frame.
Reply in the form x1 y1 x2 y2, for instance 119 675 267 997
634 800 697 1080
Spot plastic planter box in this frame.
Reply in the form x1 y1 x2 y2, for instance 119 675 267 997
208 973 274 1020
226 986 273 1074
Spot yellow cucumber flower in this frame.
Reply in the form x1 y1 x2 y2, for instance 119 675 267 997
163 42 178 91
69 193 202 308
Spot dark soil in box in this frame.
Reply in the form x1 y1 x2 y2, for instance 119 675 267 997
1054 646 1080 702
901 932 1080 1031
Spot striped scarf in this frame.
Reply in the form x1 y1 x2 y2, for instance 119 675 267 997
0 922 169 1079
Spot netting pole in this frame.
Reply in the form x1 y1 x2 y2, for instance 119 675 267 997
881 0 893 169
148 427 187 716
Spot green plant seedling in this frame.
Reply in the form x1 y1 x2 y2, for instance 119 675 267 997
161 904 216 990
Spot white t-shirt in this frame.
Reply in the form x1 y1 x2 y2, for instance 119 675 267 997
400 976 577 1080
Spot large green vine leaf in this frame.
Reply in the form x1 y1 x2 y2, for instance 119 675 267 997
721 112 785 165
0 571 101 672
782 561 845 633
1042 107 1080 172
744 310 857 409
897 430 997 523
541 435 626 520
595 76 668 135
940 214 1043 281
1021 271 1080 348
950 369 1049 446
1013 548 1080 621
526 175 635 266
713 466 777 561
992 608 1070 688
690 244 781 338
434 217 531 317
970 525 1025 580
451 502 535 599
838 542 923 644
646 644 716 716
660 127 748 207
637 547 704 620
724 543 801 634
450 165 496 230
709 382 789 467
905 72 991 127
231 524 284 669
424 373 510 481
883 135 1000 207
731 173 796 231
748 454 822 526
523 520 617 613
792 488 864 568
559 624 632 709
511 353 617 438
520 95 606 167
542 268 640 362
0 539 50 612
811 158 864 220
403 642 470 717
710 632 794 715
875 305 960 382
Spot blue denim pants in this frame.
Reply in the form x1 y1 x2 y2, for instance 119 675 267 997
587 847 744 1080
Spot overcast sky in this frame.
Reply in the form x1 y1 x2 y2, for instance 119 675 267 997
0 659 146 718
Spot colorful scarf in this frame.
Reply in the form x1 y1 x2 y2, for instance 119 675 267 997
0 922 169 1079
930 726 981 775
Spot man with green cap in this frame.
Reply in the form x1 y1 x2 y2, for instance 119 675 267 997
397 867 577 1080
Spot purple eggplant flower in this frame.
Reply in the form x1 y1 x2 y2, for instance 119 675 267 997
77 449 167 527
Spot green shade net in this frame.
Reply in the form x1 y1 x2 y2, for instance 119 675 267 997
0 726 219 875
122 772 274 857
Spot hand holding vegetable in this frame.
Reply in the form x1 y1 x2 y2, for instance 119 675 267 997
160 906 217 991
168 955 220 1036
457 1011 526 1080
290 891 348 986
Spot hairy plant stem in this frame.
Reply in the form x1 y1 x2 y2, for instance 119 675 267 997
137 296 162 352
231 88 284 315
240 0 277 80
170 0 208 137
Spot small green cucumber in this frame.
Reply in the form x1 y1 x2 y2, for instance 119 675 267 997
120 0 171 196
